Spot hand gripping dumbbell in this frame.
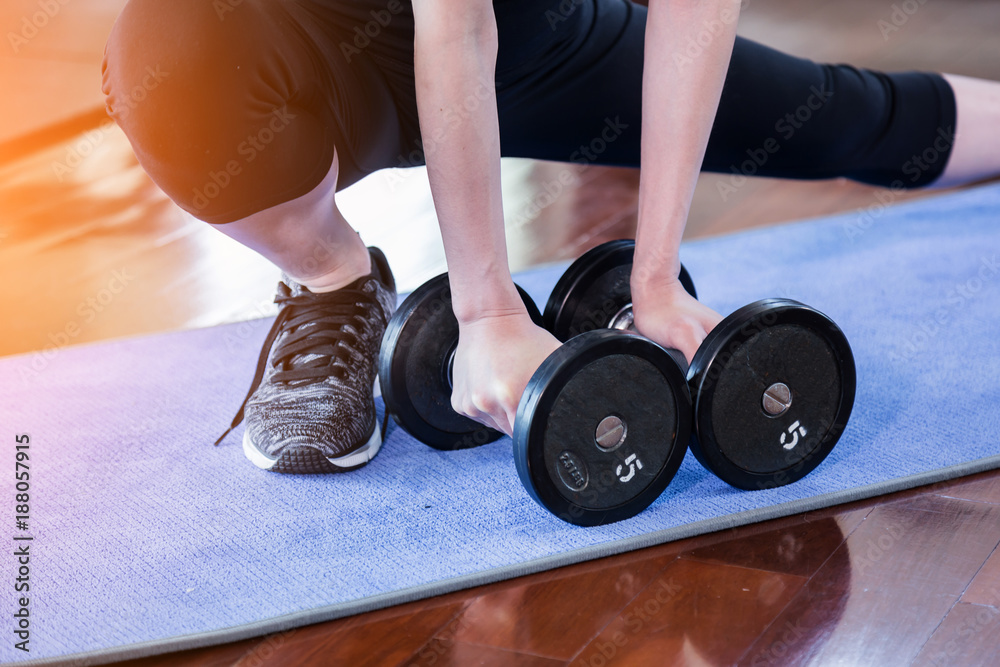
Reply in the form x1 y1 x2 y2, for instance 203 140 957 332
379 273 692 526
543 239 857 490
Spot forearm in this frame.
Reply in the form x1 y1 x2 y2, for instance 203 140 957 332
633 0 741 304
413 5 521 324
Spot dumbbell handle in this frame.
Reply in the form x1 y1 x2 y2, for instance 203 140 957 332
444 345 456 391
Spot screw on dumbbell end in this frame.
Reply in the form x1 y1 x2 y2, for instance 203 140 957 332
595 415 627 449
762 382 792 417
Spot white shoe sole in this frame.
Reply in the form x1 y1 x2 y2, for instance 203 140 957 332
242 425 383 472
242 377 385 472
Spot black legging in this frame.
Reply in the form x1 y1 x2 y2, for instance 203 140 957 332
101 0 956 225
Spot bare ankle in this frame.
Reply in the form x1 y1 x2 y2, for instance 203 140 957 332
290 241 372 293
933 74 1000 188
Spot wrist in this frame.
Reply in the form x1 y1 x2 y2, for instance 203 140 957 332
632 208 686 304
631 251 681 302
632 269 687 311
450 274 524 325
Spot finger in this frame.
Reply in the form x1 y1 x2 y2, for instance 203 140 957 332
682 340 700 365
467 407 502 434
469 400 507 435
480 400 513 437
501 406 517 439
700 312 724 332
452 395 495 431
668 324 702 365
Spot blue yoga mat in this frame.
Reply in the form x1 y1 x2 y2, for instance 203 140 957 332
2 183 999 665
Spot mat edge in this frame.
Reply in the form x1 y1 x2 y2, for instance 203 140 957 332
17 452 1000 667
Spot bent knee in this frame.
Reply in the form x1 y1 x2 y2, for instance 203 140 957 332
102 0 282 153
101 0 331 223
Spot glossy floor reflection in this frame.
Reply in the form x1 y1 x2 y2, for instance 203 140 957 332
3 0 1000 665
104 478 1000 666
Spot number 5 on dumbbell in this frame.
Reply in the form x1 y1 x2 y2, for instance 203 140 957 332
544 239 857 491
380 274 692 526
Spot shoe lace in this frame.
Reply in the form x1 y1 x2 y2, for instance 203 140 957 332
212 281 384 446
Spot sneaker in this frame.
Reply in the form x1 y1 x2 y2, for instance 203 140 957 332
214 247 397 473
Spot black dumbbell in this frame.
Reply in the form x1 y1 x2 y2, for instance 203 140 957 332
379 274 540 451
379 273 691 526
543 239 697 340
543 239 857 491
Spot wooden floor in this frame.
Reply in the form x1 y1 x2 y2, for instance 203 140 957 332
2 0 1000 665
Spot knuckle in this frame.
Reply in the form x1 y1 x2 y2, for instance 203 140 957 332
497 386 519 409
471 391 494 412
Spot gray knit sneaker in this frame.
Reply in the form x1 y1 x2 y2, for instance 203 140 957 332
214 247 397 473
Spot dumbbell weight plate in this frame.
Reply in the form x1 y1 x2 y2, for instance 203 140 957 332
543 239 697 342
513 330 692 526
686 299 856 490
379 273 543 450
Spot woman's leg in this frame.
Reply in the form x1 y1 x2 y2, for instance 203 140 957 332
102 0 373 288
217 155 372 293
495 0 1000 191
102 0 341 222
934 74 1000 188
103 0 397 473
